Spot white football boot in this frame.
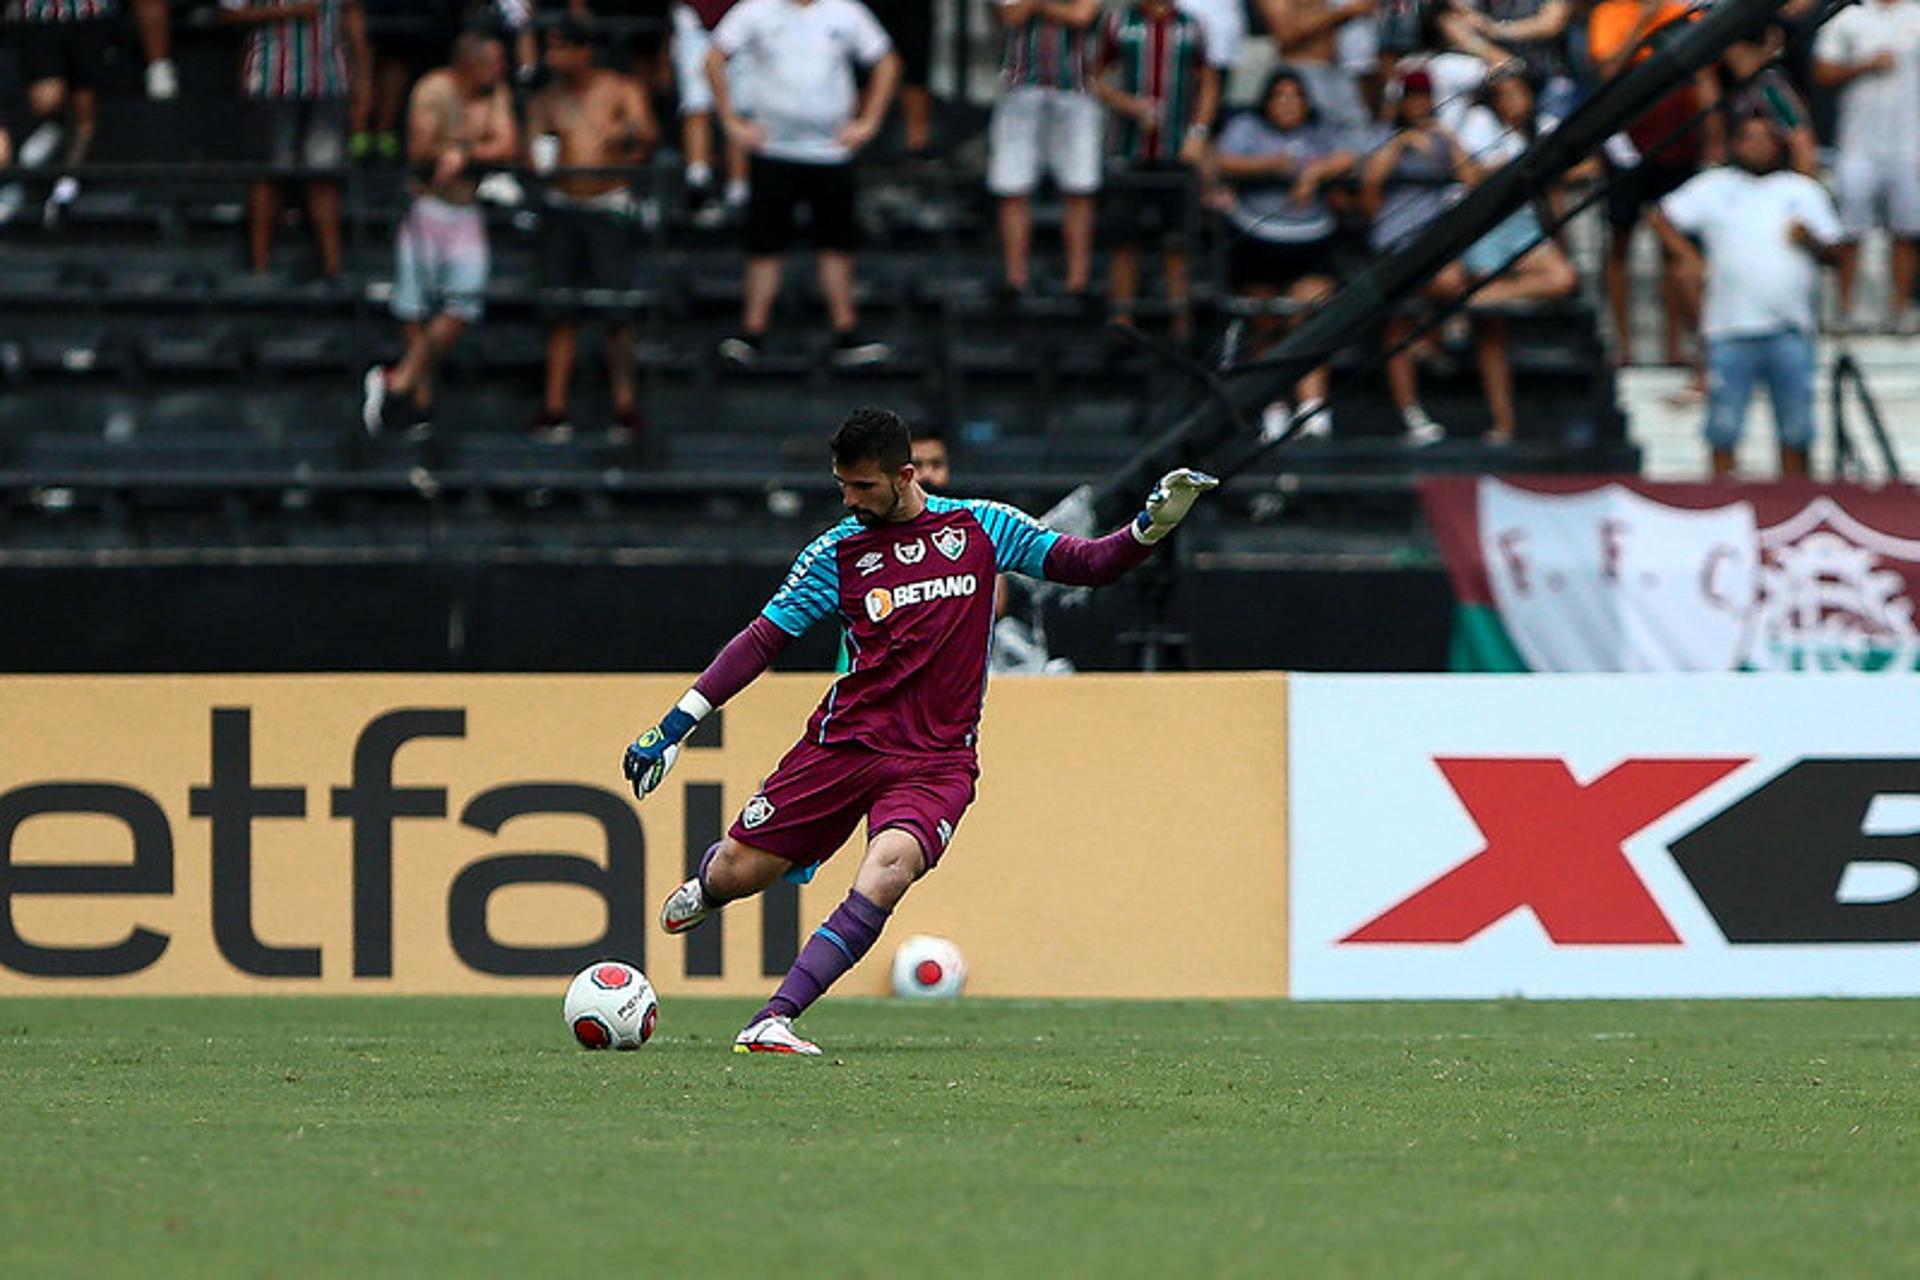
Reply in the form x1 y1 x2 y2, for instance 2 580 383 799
733 1015 821 1056
658 876 718 935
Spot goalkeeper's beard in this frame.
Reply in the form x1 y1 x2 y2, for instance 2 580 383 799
850 481 911 526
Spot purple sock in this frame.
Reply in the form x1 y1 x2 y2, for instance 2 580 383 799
696 841 723 902
754 890 890 1023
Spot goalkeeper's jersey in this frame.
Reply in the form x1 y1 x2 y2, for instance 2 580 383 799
764 495 1060 755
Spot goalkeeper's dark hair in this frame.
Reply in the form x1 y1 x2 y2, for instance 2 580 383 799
831 407 912 471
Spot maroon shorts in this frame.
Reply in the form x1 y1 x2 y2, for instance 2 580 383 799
728 739 978 870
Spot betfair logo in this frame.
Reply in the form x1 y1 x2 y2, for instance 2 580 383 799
864 573 979 623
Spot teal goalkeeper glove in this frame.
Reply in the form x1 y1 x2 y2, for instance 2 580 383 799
1132 468 1220 544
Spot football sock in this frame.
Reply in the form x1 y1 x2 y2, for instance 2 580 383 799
696 841 723 903
756 889 890 1023
686 162 713 189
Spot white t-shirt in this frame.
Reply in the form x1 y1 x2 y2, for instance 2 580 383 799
713 0 892 164
1456 104 1561 168
1814 0 1920 159
1660 168 1844 340
1177 0 1245 70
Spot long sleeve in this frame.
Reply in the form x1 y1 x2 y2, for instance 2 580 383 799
692 615 795 708
1041 524 1154 586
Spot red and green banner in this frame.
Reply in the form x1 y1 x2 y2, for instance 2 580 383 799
1419 476 1920 672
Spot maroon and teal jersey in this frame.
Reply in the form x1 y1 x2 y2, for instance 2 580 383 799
11 0 118 20
1098 4 1207 163
762 495 1061 755
998 0 1094 93
227 0 354 100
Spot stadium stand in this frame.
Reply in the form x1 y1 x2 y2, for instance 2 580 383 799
0 1 1637 525
0 0 1908 673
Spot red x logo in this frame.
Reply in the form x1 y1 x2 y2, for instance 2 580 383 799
1343 757 1749 945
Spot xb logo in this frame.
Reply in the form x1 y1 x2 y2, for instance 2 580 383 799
1345 757 1920 946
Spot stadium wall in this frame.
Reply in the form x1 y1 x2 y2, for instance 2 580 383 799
0 674 1289 998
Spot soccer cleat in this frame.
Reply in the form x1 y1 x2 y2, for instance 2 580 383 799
659 876 718 935
717 334 762 365
733 1015 820 1056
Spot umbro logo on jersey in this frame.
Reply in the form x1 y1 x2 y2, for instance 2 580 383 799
856 551 885 577
932 526 967 561
742 794 776 829
894 539 926 565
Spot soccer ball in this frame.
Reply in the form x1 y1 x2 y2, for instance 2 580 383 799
890 934 966 999
563 960 659 1050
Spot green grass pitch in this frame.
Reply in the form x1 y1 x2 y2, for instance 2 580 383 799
3 997 1917 1278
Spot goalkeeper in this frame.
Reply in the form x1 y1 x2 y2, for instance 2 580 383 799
623 407 1216 1055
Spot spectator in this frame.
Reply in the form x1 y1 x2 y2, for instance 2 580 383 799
910 426 951 490
1255 0 1374 142
220 0 370 284
13 0 119 227
1813 0 1920 334
133 0 177 98
1587 0 1720 369
528 19 656 440
1213 67 1351 439
706 0 901 365
1651 117 1843 478
1456 68 1579 443
1094 0 1219 348
1384 27 1494 136
352 0 466 164
574 0 675 99
1721 23 1816 177
867 0 934 156
1177 0 1245 116
361 31 519 435
671 0 750 223
1361 66 1476 445
987 0 1103 303
1439 0 1577 119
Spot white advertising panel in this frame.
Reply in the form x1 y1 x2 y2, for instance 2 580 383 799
1289 675 1920 998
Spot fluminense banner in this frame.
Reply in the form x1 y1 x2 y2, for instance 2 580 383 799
1420 476 1920 673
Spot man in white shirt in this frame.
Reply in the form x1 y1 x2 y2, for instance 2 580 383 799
706 0 901 364
1651 117 1844 478
1814 0 1920 332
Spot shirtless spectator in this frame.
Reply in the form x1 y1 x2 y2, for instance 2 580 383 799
528 18 657 441
362 31 519 436
220 0 370 283
1256 0 1375 143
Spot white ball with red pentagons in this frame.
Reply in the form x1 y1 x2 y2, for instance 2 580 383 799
563 960 659 1050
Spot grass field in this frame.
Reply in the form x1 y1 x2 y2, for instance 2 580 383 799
3 997 1918 1278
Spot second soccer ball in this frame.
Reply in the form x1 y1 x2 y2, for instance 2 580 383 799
890 935 967 999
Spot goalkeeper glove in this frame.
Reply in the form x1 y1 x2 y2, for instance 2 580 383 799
1132 468 1220 544
623 705 699 800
